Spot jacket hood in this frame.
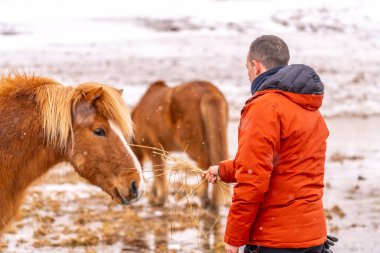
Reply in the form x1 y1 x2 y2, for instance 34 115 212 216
255 64 324 110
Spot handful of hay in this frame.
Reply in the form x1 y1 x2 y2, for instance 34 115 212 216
130 144 230 240
131 144 229 202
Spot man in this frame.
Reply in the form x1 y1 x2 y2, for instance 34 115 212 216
203 35 337 253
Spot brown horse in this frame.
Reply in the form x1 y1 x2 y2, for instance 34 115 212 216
131 80 229 210
0 75 144 233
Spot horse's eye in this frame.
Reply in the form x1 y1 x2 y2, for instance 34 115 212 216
93 128 106 137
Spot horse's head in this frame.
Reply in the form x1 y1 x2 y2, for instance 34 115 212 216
68 84 144 205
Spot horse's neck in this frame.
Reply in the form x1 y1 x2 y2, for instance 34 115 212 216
18 149 65 188
0 137 64 233
0 95 65 232
1 95 65 185
0 147 64 233
0 141 64 197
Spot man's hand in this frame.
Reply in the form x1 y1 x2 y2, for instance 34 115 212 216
202 165 219 184
225 243 239 253
323 235 338 253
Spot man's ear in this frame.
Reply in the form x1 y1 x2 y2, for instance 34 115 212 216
253 60 262 75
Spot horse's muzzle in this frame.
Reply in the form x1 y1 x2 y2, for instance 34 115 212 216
114 181 143 205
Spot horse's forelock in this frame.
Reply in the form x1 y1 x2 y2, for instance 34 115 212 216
33 81 133 151
75 83 134 141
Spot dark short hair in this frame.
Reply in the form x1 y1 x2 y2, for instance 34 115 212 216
249 35 290 69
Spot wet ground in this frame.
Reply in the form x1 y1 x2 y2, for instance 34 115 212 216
1 171 227 253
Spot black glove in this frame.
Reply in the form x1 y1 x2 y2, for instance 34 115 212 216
323 235 339 253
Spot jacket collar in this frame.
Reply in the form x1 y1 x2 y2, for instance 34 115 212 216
241 89 324 115
251 66 285 95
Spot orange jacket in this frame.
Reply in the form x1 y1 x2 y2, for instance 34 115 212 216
219 86 329 248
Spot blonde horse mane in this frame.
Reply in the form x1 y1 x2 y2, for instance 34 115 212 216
0 74 133 150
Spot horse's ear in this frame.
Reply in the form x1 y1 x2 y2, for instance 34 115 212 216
112 88 123 95
86 87 103 104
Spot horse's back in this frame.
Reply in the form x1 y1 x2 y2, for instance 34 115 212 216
170 81 227 116
132 80 228 162
132 81 177 149
170 81 228 162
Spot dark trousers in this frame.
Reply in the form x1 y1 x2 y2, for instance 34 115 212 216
244 244 324 253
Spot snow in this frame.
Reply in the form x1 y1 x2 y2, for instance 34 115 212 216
1 0 380 116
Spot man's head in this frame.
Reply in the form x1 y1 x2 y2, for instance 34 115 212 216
246 35 290 82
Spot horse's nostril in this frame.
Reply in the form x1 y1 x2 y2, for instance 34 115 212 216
130 180 138 198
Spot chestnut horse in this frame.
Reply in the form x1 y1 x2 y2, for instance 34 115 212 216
0 75 144 233
132 80 229 210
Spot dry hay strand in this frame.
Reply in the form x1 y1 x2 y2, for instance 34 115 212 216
130 144 229 243
130 144 229 192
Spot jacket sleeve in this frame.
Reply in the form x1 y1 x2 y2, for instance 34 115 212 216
224 99 281 247
218 159 236 183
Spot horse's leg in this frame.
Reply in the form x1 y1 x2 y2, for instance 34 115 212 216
149 153 167 206
197 157 210 210
154 212 169 251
